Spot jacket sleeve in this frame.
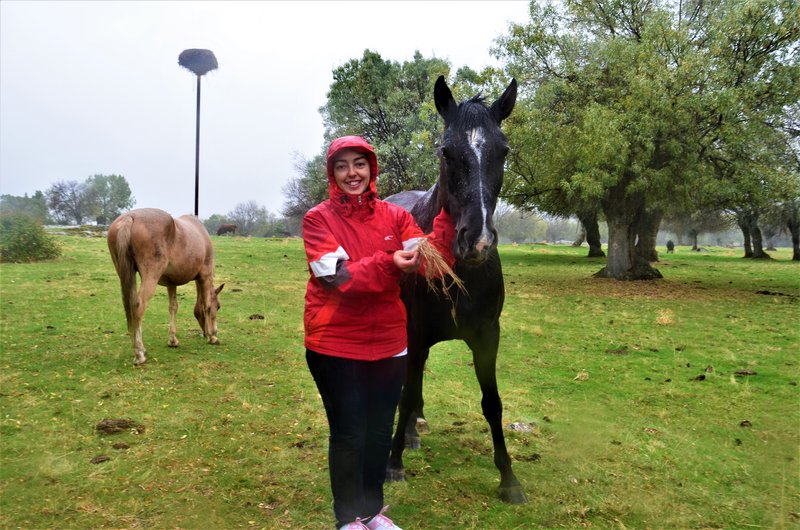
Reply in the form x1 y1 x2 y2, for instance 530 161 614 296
428 208 456 268
395 207 456 277
303 210 402 295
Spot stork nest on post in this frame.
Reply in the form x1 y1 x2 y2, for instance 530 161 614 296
178 49 218 76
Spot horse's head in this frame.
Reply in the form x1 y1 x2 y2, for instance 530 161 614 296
434 75 516 264
195 283 224 344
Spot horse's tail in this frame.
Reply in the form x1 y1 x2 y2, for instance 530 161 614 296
110 215 138 333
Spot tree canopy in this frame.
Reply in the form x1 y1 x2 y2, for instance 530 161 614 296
494 0 799 276
45 174 135 225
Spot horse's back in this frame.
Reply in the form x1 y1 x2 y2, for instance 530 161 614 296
385 187 438 231
385 190 428 212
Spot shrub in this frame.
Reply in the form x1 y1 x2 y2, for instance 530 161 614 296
0 214 61 263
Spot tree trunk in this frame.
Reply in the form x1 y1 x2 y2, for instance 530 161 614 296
749 221 771 259
595 183 661 280
690 229 699 251
789 219 800 261
635 209 662 262
572 222 586 247
577 210 605 257
738 218 753 258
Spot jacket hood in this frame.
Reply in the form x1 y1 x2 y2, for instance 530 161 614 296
326 136 379 204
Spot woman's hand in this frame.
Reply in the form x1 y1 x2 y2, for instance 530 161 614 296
393 249 420 273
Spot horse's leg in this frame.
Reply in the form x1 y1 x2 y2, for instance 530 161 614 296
466 328 528 504
167 285 179 348
131 274 159 365
412 400 429 435
387 345 429 481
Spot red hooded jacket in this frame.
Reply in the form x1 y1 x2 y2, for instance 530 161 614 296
302 136 454 360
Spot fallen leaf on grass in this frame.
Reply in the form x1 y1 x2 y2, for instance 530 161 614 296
656 309 675 325
574 371 589 381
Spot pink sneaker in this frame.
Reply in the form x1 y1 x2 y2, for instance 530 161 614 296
365 506 402 530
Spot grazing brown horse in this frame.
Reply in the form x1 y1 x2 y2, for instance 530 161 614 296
216 223 237 236
107 208 224 365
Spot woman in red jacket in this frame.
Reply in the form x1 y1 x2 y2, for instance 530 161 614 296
303 136 453 530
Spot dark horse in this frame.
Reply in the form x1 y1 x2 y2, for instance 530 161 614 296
217 223 237 236
107 208 224 365
385 76 526 504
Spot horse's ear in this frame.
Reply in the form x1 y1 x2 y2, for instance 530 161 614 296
216 283 224 295
490 78 517 123
434 75 457 123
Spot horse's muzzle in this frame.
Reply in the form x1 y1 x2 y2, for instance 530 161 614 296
456 229 496 264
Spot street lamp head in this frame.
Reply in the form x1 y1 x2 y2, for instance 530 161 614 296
178 49 218 76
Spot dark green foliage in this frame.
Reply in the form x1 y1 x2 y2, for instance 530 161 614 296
0 191 50 223
0 214 60 263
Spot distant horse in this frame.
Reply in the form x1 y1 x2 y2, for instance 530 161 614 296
217 223 237 236
107 208 224 365
385 76 526 503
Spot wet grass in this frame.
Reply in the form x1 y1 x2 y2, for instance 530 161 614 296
1 237 798 529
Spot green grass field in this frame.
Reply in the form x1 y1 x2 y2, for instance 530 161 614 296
1 235 798 529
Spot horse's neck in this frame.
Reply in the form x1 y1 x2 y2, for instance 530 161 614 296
413 182 444 232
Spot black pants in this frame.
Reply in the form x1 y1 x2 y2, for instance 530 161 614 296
306 349 406 527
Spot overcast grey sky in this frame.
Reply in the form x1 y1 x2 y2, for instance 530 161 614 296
0 0 530 219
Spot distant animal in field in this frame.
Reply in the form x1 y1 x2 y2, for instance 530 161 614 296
666 240 675 253
107 208 224 365
216 223 237 236
384 76 526 504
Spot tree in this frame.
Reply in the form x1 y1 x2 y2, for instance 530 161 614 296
321 50 450 197
281 151 329 225
0 191 50 223
84 174 135 224
494 202 547 243
662 211 734 250
203 214 230 236
494 0 799 278
783 198 800 260
44 175 135 225
227 201 269 237
0 214 60 262
46 180 92 225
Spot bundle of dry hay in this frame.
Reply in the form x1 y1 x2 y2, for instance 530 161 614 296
416 238 465 297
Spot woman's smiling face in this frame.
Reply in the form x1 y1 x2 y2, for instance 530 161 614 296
332 148 371 196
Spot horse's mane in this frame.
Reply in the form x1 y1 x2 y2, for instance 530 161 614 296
450 95 493 129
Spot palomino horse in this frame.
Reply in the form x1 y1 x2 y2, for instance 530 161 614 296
107 208 223 365
385 76 526 504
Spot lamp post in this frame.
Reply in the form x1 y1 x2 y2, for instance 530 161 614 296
178 48 218 217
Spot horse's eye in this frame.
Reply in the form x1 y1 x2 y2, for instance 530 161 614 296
438 147 450 160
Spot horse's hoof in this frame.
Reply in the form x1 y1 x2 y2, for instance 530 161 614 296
168 340 179 348
416 418 430 434
208 336 219 345
404 435 421 450
498 486 528 504
385 467 405 482
133 357 146 366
